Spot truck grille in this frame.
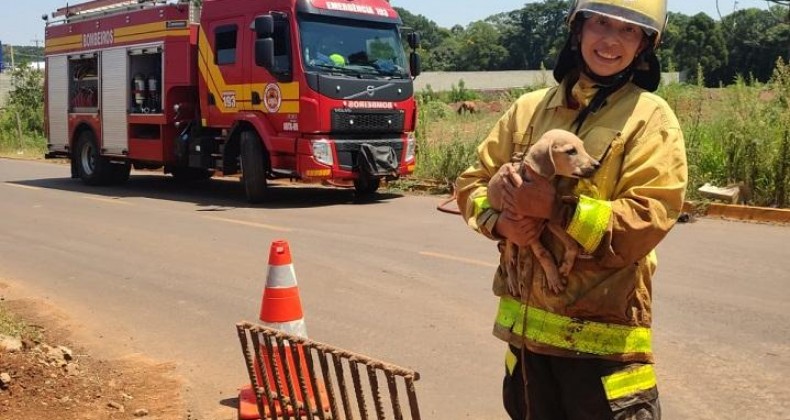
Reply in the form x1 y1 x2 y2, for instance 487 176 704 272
335 139 403 171
331 110 405 134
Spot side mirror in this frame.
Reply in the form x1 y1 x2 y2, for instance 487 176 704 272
409 52 421 78
255 38 275 68
254 15 274 38
407 32 421 50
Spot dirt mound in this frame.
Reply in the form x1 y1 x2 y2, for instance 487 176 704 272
0 298 186 420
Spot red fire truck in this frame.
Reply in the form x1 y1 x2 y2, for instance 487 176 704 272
43 0 420 202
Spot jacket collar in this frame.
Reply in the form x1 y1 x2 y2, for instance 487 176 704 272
546 74 599 110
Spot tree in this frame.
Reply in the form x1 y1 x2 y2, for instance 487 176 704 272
486 10 522 69
495 0 570 70
425 35 461 71
0 66 44 149
393 7 447 51
454 21 509 71
765 1 790 60
656 12 690 72
393 7 456 71
719 8 785 83
676 13 728 85
4 67 43 132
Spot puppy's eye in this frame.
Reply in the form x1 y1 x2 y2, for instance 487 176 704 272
566 148 578 156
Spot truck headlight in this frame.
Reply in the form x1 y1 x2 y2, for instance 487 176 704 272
405 132 416 163
312 139 333 166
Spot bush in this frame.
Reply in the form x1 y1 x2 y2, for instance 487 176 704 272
447 79 478 103
419 100 454 120
415 84 440 104
414 135 479 189
0 66 46 154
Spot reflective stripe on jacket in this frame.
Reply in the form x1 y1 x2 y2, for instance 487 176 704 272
456 76 688 363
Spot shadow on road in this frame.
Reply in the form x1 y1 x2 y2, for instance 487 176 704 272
10 173 404 210
218 396 238 410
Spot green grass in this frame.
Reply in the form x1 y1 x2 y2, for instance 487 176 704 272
0 131 47 159
0 144 48 160
0 304 42 342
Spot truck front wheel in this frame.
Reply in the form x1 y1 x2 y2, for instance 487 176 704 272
240 131 268 203
75 130 112 186
354 175 381 197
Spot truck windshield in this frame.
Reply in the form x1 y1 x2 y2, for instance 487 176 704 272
299 16 409 79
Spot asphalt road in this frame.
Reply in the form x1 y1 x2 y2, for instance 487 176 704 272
0 158 788 419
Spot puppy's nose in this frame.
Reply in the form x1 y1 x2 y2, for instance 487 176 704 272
592 161 601 169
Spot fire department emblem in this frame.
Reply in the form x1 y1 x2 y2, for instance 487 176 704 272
263 83 282 113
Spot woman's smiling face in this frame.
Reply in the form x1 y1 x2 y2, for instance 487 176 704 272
580 13 647 77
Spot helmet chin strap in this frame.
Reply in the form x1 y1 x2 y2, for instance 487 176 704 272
570 48 635 134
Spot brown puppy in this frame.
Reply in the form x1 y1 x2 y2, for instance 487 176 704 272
489 129 599 295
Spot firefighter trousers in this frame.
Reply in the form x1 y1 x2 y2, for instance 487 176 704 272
503 345 661 420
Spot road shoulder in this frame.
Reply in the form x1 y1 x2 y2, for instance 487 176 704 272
0 283 186 419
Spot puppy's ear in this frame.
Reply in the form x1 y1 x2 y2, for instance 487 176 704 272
527 137 555 179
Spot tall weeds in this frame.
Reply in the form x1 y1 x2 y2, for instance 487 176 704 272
770 58 790 207
412 97 495 190
677 59 790 207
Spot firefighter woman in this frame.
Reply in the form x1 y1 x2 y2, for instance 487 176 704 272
456 0 687 419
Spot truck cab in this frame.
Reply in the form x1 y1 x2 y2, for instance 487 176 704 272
196 0 419 202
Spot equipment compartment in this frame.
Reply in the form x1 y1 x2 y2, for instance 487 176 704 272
128 47 163 114
69 55 98 112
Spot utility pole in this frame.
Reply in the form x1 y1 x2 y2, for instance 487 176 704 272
32 38 43 66
9 44 14 68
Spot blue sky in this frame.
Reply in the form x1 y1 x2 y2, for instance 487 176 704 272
0 0 776 47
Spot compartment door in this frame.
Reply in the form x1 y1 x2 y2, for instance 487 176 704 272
46 55 69 153
101 48 128 155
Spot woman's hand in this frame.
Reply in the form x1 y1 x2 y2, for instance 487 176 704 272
494 210 545 246
503 165 557 219
489 164 557 219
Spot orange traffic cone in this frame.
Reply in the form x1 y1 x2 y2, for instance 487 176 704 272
238 240 328 420
258 240 307 338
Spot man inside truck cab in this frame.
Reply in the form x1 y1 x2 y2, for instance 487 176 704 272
322 52 347 67
304 35 347 67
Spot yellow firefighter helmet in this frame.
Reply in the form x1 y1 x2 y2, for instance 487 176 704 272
568 0 667 47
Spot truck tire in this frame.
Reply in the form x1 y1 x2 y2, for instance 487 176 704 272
240 130 268 203
354 175 381 197
75 130 112 186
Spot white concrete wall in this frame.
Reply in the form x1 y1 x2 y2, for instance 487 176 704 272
414 70 682 92
0 74 12 106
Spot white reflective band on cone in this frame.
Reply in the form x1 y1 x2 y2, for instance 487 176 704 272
267 265 298 288
263 319 308 339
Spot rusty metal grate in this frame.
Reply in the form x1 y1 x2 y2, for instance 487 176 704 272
237 322 422 420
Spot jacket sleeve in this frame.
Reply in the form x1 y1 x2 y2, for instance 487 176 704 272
455 102 520 240
569 108 688 268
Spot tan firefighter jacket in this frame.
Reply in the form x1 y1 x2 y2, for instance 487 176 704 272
456 76 688 364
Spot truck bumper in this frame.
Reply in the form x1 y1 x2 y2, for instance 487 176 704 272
295 135 415 181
